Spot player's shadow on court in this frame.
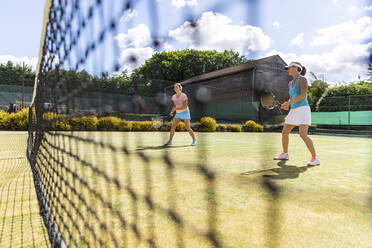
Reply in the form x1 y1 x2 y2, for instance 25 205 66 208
136 145 190 151
240 161 313 180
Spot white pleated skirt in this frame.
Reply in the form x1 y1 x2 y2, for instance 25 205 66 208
285 105 311 126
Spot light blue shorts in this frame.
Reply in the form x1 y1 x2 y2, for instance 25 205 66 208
174 109 191 120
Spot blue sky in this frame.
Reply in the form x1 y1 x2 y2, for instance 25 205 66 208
0 0 371 83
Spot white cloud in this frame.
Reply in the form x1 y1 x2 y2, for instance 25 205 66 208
118 47 154 71
169 11 271 54
311 16 372 46
290 33 304 46
171 0 198 8
115 24 152 49
162 42 174 51
120 9 138 23
363 5 372 11
0 55 38 70
273 21 280 29
115 24 158 72
266 42 372 83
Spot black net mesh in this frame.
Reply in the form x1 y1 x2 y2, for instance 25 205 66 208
26 0 284 247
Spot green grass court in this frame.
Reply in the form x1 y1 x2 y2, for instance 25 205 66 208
0 131 371 247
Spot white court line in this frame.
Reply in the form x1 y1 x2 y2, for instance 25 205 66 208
0 156 27 160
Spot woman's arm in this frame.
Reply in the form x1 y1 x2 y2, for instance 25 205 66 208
181 99 188 110
281 82 292 110
170 105 176 116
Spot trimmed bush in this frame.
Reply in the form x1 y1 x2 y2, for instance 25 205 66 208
244 120 257 132
158 122 172 132
231 124 242 132
13 108 29 130
0 112 14 130
199 116 217 132
176 121 185 131
120 122 132 131
141 121 156 131
69 117 83 130
70 116 98 131
129 121 142 131
43 112 72 131
253 123 264 132
0 108 29 130
0 112 266 133
0 111 9 129
56 118 72 131
98 116 125 130
217 124 227 132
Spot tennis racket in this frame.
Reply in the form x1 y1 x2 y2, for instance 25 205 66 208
260 91 284 114
151 115 172 129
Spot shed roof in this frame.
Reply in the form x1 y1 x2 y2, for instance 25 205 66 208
179 54 286 86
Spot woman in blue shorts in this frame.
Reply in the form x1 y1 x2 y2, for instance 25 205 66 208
164 83 197 146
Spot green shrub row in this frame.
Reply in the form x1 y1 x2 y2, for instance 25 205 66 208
0 108 29 130
0 110 265 132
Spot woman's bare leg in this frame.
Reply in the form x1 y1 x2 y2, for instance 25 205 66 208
282 124 296 153
169 118 180 141
184 119 196 140
299 125 316 157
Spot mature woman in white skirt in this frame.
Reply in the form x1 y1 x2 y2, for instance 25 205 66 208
274 62 320 166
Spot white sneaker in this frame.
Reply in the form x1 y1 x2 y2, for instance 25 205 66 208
273 152 289 160
308 157 320 166
191 140 197 146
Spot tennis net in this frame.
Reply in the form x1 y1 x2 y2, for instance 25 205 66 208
27 1 281 247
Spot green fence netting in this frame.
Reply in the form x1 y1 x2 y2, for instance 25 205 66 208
312 111 372 126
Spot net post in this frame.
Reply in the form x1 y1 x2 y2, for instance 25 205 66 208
32 0 52 106
28 0 68 246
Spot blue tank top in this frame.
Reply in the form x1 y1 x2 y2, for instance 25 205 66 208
289 76 309 109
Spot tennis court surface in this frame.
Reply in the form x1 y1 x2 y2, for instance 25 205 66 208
1 131 371 247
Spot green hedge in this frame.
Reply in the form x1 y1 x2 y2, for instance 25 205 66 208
243 120 264 132
98 116 125 130
317 82 372 112
0 108 29 130
0 111 266 132
216 124 227 132
199 117 217 132
231 124 242 132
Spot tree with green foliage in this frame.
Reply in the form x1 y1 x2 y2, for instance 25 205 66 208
131 49 248 95
316 81 372 111
44 69 134 96
326 81 372 96
0 61 35 86
1 50 248 96
367 64 372 82
308 72 329 110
